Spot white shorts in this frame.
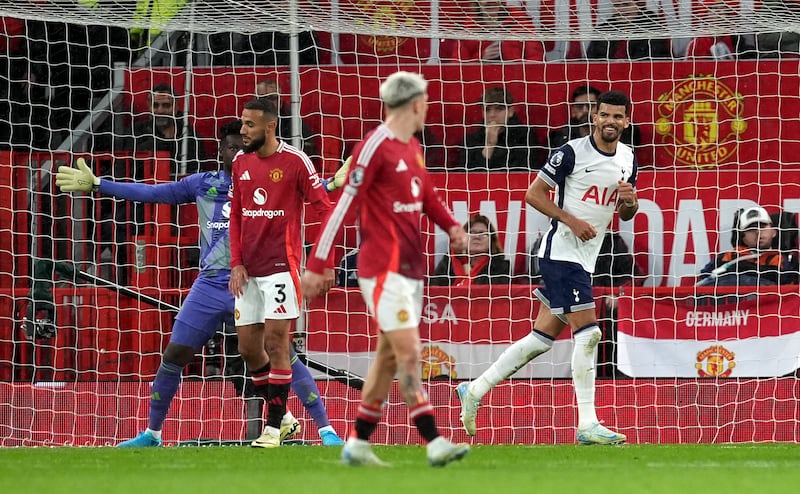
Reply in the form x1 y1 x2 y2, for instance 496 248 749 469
234 271 300 326
358 272 423 332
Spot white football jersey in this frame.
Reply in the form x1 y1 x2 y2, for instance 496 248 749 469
536 135 637 272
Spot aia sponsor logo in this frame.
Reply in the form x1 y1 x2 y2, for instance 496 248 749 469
581 186 618 206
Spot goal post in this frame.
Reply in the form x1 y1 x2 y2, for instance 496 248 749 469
1 0 800 446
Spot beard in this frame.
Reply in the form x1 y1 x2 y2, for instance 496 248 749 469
243 135 265 153
598 126 621 143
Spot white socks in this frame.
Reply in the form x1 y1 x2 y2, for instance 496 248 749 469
469 331 554 399
318 425 336 435
145 428 162 439
572 325 602 428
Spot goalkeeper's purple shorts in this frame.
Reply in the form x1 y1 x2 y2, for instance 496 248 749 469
171 274 234 350
533 258 594 319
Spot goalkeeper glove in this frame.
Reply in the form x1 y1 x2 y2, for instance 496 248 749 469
55 158 100 192
325 156 352 192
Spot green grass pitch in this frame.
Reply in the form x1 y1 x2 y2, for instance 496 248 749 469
2 444 799 494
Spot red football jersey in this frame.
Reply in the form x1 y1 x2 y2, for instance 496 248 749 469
308 124 459 280
229 141 331 277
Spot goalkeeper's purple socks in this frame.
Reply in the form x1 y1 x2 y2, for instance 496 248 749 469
290 355 331 428
147 360 183 431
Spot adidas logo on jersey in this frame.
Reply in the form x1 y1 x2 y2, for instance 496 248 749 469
274 304 287 314
395 159 408 172
239 170 251 180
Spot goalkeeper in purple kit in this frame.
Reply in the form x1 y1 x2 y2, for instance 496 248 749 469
55 120 349 447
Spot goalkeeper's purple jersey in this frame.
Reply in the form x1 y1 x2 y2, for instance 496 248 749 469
99 171 232 278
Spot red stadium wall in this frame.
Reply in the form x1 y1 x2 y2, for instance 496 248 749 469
2 379 798 446
123 61 800 169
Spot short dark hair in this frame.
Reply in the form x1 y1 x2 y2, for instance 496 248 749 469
151 83 176 97
571 85 601 102
219 119 242 139
243 97 279 120
483 86 513 106
597 90 631 115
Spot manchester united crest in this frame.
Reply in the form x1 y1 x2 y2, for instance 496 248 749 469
695 345 736 377
655 75 746 168
355 0 415 54
421 345 457 379
269 168 284 183
397 309 409 323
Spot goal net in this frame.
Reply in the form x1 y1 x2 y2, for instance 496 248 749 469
1 0 800 446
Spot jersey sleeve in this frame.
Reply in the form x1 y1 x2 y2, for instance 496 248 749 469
98 174 199 204
629 155 639 187
537 144 576 188
422 175 460 233
228 161 243 269
298 155 332 222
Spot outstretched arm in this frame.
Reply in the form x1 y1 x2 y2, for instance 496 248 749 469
56 158 194 204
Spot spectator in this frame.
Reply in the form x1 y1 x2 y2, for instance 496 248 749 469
548 86 601 152
697 206 798 286
255 78 318 163
459 87 542 171
5 62 70 150
430 215 511 286
441 0 545 62
118 83 208 178
585 0 671 60
550 85 641 151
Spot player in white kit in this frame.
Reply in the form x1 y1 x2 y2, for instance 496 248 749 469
457 90 639 445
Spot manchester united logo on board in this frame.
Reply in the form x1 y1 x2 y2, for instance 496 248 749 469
355 0 415 54
695 345 736 377
362 35 409 53
269 168 284 183
421 345 457 379
655 75 746 168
